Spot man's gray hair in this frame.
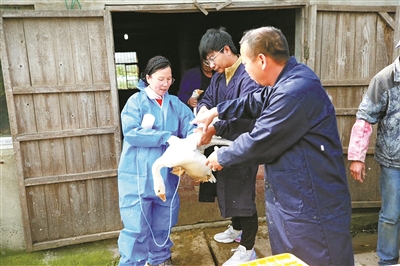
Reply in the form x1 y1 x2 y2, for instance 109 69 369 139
240 26 290 64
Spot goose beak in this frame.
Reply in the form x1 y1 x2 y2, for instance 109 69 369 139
158 194 166 202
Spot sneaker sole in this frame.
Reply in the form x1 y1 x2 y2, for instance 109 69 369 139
213 236 235 243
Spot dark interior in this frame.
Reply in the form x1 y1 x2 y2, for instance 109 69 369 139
112 8 296 107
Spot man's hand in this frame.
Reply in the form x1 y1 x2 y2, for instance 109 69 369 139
206 147 223 171
194 126 216 146
350 161 366 183
191 107 219 132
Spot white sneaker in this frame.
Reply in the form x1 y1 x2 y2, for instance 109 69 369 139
214 225 242 243
222 245 257 266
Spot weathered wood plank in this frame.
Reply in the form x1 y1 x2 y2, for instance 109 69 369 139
314 7 323 76
334 108 358 115
14 95 37 134
81 135 101 172
316 5 397 12
69 181 89 236
38 139 67 177
355 13 376 80
15 127 116 141
376 14 391 70
318 12 337 80
104 10 122 163
20 141 43 179
52 18 76 86
1 10 104 18
26 186 49 243
69 19 93 85
336 12 355 80
12 84 110 94
59 92 80 130
393 6 400 60
24 169 117 186
64 137 85 174
322 79 370 86
31 231 120 252
307 5 317 70
58 184 74 239
95 92 113 127
87 18 109 84
325 86 367 108
3 19 31 88
105 3 306 12
24 18 58 86
33 94 62 132
351 201 382 208
78 92 97 128
45 185 61 240
378 12 395 30
103 177 122 231
86 179 106 233
98 134 117 170
48 184 73 240
343 147 376 155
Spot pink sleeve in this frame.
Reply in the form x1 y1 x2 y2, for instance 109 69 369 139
347 119 372 162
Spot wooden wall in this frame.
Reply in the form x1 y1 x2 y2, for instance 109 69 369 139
312 7 398 207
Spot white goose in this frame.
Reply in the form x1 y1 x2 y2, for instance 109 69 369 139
152 132 232 202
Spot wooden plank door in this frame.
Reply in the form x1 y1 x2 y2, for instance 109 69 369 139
0 10 122 251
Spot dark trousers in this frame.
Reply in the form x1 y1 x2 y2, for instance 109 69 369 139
232 211 258 250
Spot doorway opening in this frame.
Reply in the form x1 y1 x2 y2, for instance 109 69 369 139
111 9 297 112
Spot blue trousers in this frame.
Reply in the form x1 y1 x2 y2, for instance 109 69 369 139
377 165 400 266
118 175 180 266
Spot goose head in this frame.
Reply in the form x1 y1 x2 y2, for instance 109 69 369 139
152 157 167 202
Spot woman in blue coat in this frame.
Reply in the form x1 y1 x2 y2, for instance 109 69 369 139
117 56 196 266
194 26 354 266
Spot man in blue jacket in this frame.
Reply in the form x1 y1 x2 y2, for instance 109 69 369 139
194 26 354 266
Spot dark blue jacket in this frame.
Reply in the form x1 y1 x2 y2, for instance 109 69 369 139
198 62 260 217
216 57 354 266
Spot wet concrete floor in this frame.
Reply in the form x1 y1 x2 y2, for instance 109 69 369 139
168 221 380 266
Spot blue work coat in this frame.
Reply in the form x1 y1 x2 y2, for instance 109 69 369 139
198 63 260 217
215 57 354 265
118 89 195 266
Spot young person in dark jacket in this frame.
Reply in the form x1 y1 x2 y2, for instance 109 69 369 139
196 27 260 266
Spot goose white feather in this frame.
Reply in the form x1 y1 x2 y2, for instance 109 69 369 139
152 132 232 202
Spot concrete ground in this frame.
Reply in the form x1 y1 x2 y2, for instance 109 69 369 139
0 220 383 266
170 221 380 266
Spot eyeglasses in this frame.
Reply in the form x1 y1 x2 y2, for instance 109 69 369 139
203 47 224 67
152 76 175 85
